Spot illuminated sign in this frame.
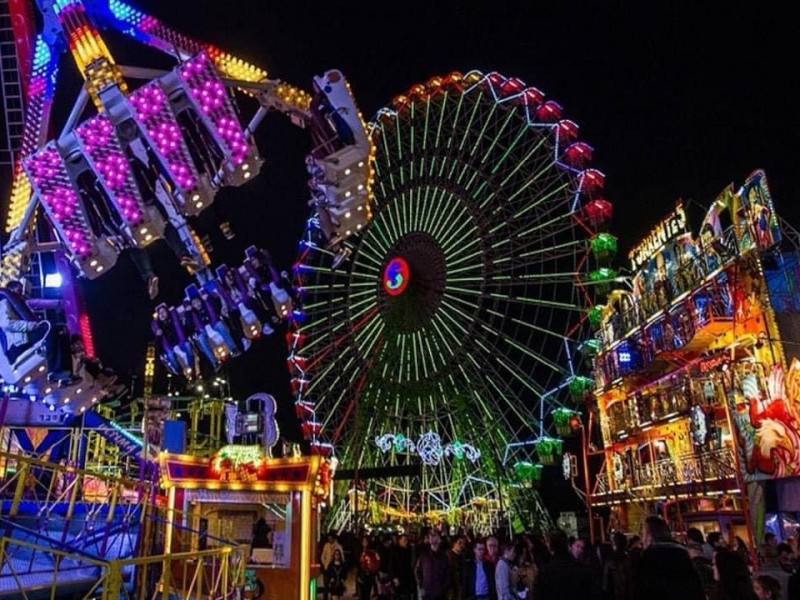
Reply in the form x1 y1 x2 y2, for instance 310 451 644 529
698 353 727 373
628 202 688 271
383 257 410 296
212 444 267 482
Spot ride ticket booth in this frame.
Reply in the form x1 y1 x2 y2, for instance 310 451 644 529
159 447 332 600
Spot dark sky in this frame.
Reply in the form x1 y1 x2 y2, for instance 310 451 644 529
5 2 800 445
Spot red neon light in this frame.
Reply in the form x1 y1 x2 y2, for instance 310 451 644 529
79 312 95 357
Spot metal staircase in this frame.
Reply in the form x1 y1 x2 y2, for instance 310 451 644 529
0 0 25 167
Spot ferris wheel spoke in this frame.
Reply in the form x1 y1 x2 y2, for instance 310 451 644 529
457 358 534 431
412 331 432 380
506 171 568 219
303 303 379 364
512 202 575 237
473 391 527 440
377 129 399 195
476 108 518 166
495 134 551 190
364 225 395 259
485 123 533 180
479 321 566 375
435 214 481 256
488 293 585 320
443 102 481 183
409 107 418 181
427 198 476 245
468 346 544 423
421 185 453 237
422 329 450 376
452 105 499 188
428 314 466 363
314 356 358 414
372 208 401 246
432 303 472 341
351 247 385 270
415 186 430 232
392 114 407 188
432 94 450 149
440 92 466 155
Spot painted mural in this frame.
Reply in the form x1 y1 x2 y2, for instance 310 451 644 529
730 358 800 481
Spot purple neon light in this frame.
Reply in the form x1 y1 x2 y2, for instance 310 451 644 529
178 53 250 165
24 146 92 258
130 82 199 191
9 36 58 223
75 115 144 224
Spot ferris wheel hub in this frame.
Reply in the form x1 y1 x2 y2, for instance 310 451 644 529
380 232 447 334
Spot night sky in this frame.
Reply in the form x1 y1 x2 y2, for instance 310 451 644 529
3 3 799 460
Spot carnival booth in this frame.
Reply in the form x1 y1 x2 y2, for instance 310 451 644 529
159 447 332 600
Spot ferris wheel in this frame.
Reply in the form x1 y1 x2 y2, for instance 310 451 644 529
289 70 611 522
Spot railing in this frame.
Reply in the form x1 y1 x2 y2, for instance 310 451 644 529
596 446 737 497
0 450 245 599
0 536 113 598
116 544 247 600
0 536 246 599
594 227 743 351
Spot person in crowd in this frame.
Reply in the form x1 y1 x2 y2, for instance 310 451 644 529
787 567 800 600
776 542 795 574
536 528 598 600
712 548 758 600
325 548 348 600
514 537 537 600
0 280 78 384
358 535 380 600
734 536 753 569
462 538 496 600
631 516 704 600
486 536 500 568
688 527 715 561
708 531 727 551
415 531 450 600
760 542 794 600
447 535 467 600
762 533 781 566
393 534 416 600
321 531 345 600
376 534 396 599
495 542 517 600
753 573 781 600
614 535 643 600
600 531 627 600
687 541 716 598
569 536 587 563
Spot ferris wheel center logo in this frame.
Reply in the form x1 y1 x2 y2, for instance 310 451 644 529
383 257 410 296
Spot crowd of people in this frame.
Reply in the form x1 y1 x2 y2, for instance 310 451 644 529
316 518 800 600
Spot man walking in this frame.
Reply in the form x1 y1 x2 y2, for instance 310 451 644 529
416 531 451 600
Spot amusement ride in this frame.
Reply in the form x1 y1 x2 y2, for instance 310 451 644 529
0 0 615 597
